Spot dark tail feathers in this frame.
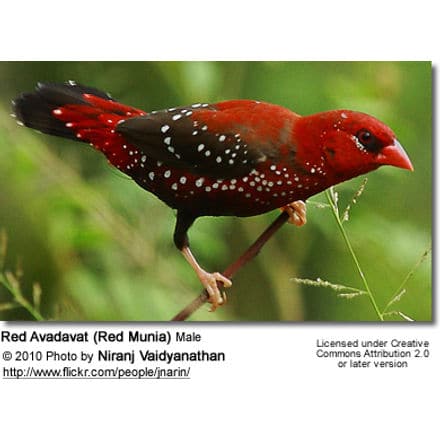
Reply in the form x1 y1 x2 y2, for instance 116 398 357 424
12 81 113 141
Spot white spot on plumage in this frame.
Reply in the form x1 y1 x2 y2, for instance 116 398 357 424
197 144 205 152
164 137 171 145
172 183 178 190
192 103 201 108
180 176 187 184
228 159 234 165
195 178 204 187
205 186 212 192
161 125 170 133
201 125 208 131
168 146 175 153
164 170 171 178
53 109 62 115
141 155 147 162
172 114 182 121
205 150 211 157
216 156 222 163
219 135 226 142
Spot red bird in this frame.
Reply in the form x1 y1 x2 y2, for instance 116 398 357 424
12 82 413 311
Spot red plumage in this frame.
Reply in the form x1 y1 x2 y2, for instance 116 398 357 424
12 82 413 310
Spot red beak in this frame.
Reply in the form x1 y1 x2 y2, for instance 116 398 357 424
377 139 414 171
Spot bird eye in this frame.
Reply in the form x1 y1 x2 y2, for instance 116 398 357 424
355 129 382 152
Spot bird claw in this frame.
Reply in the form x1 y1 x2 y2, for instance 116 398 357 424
198 271 232 312
281 201 307 226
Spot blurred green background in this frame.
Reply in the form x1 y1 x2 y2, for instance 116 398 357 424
0 61 431 321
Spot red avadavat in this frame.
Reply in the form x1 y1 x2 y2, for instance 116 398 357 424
13 82 413 310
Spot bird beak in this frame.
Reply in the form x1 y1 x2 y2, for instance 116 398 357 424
377 139 414 171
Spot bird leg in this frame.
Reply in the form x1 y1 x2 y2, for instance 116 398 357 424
280 200 307 226
180 245 232 312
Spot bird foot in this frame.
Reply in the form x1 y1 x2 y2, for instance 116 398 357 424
280 201 307 226
197 270 232 312
180 245 232 312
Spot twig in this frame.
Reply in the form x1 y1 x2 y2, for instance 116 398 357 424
171 212 289 321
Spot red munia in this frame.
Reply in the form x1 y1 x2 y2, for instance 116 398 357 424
12 82 413 310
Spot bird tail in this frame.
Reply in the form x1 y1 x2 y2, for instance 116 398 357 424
12 81 147 169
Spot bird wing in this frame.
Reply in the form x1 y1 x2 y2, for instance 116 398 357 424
116 100 280 179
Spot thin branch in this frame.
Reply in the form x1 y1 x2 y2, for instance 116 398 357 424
171 212 289 321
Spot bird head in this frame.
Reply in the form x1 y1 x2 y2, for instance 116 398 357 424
296 110 413 183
